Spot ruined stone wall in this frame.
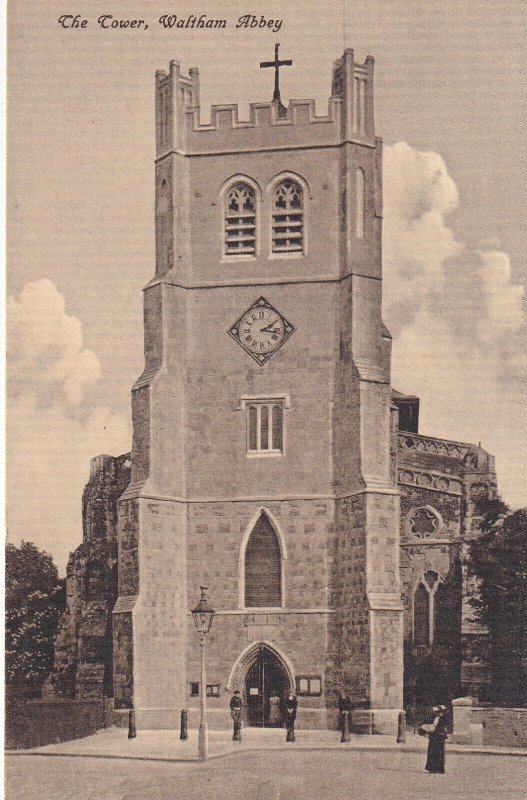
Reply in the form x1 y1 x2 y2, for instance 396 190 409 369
46 455 130 700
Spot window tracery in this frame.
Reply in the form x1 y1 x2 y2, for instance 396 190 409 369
413 570 444 646
408 507 441 539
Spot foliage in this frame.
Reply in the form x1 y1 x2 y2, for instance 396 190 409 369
468 499 527 707
5 541 65 697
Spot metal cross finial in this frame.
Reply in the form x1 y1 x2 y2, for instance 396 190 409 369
260 43 292 110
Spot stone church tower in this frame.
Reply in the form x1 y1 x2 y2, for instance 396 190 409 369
111 50 404 731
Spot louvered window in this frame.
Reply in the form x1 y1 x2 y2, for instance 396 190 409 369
245 514 282 607
272 180 304 253
224 183 256 255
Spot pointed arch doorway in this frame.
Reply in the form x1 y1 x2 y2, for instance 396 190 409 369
244 645 290 727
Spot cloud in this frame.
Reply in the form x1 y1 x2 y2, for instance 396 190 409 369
6 281 130 573
383 142 463 336
384 143 527 509
8 279 101 406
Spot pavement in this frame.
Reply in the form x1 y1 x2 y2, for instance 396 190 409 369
5 726 527 762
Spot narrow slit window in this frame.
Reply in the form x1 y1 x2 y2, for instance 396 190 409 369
248 406 258 451
224 183 256 256
356 168 365 238
272 180 304 254
271 406 283 451
260 406 269 450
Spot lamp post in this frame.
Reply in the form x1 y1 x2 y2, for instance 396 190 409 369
191 586 215 760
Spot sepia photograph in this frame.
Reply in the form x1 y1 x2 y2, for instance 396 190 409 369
5 1 527 798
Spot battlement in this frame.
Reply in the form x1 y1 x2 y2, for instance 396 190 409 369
186 97 340 132
155 49 376 156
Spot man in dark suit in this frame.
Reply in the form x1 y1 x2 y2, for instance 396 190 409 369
230 690 243 741
284 692 297 742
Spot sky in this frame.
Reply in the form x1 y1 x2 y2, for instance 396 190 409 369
7 0 527 573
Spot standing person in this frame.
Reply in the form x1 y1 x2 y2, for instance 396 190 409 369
338 691 352 734
421 705 448 773
269 693 281 726
230 690 243 741
284 691 297 742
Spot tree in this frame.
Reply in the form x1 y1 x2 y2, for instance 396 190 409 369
5 541 65 697
468 499 527 707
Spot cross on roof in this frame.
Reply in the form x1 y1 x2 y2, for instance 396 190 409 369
260 43 292 113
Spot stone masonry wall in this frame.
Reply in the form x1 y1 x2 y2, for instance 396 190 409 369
186 498 332 726
327 494 369 700
471 707 527 748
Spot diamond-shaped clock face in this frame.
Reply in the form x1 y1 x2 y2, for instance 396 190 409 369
228 297 296 365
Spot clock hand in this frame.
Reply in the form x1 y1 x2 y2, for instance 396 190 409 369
261 323 280 333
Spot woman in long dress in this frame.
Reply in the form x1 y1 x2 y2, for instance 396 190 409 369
424 705 448 773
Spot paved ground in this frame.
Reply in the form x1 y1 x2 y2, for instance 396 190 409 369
6 748 527 800
6 726 526 761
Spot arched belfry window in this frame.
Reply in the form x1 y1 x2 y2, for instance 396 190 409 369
224 182 257 255
245 513 282 607
355 168 365 238
272 179 304 254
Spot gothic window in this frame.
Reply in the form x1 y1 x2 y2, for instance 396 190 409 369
224 182 257 256
245 513 282 607
408 507 441 539
246 400 284 455
356 168 365 238
413 571 442 646
272 179 304 253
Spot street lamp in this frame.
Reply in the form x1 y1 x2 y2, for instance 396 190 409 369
191 586 215 760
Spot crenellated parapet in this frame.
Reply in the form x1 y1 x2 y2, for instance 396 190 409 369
155 50 376 157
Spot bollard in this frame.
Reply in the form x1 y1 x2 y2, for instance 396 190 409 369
232 712 242 742
396 710 406 744
128 707 136 740
180 709 188 741
341 710 351 743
